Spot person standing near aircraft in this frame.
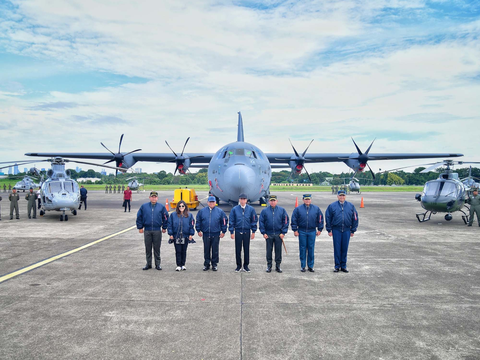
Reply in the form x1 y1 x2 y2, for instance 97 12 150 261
9 187 20 220
467 188 480 227
196 196 228 271
25 187 37 219
291 194 323 272
36 189 41 210
168 200 195 271
325 190 358 273
136 191 169 271
78 185 88 210
0 195 2 221
259 195 289 273
123 186 132 212
229 193 257 272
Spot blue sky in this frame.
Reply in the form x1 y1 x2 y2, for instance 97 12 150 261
0 0 479 174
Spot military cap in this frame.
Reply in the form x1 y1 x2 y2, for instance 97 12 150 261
338 190 346 195
303 194 312 200
268 195 277 201
473 188 479 192
208 195 216 202
239 193 248 199
30 187 33 190
149 191 158 197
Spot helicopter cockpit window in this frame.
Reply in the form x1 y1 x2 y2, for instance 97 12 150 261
439 182 457 196
64 180 76 193
49 182 63 193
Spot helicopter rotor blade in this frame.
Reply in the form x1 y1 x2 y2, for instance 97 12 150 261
64 159 124 171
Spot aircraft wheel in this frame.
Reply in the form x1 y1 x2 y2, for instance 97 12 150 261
445 214 452 221
60 215 64 221
72 210 77 216
40 210 45 216
65 215 69 221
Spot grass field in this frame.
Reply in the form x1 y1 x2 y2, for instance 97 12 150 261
0 180 424 192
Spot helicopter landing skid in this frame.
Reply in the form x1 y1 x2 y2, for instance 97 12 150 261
416 211 432 222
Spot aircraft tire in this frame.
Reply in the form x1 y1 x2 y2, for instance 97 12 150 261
60 215 64 221
72 210 77 216
65 215 69 221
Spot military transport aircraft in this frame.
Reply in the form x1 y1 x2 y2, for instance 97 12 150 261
26 113 463 205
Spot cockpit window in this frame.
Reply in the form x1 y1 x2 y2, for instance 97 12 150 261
64 180 77 193
439 182 457 196
424 181 458 197
246 150 257 159
49 181 63 193
235 148 244 156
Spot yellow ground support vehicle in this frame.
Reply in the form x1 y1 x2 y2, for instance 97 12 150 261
169 188 200 210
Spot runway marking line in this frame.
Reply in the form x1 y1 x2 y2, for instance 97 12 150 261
0 225 137 284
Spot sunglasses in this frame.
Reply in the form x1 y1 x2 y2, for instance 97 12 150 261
178 205 185 208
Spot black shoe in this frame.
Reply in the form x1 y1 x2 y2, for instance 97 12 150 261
340 268 349 273
203 266 210 271
308 267 315 272
266 267 272 273
468 224 472 226
235 266 242 272
155 265 162 270
143 265 152 270
333 268 339 273
275 267 282 273
301 268 306 272
33 217 36 219
243 266 250 272
212 266 218 271
28 216 31 219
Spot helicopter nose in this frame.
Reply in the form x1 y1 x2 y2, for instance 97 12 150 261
223 164 256 197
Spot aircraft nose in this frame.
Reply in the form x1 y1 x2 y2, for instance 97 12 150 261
223 165 256 196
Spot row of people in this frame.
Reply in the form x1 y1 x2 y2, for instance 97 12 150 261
135 191 359 273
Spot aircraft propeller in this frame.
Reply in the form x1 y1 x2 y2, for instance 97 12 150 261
349 138 376 179
275 139 314 182
165 137 203 175
101 134 142 175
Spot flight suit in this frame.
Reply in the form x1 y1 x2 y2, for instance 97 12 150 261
9 192 20 219
0 195 2 220
105 185 108 194
114 185 117 194
3 184 6 192
25 191 37 219
467 194 480 226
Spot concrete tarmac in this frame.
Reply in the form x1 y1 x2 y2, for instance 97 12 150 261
1 191 479 360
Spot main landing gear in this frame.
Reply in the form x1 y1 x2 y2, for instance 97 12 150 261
60 210 68 221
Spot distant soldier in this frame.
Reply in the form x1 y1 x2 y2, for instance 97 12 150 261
9 188 20 220
8 184 12 192
25 187 37 219
122 184 125 192
334 185 338 194
105 185 108 194
467 188 480 227
0 195 2 220
3 183 6 192
113 185 117 194
331 185 335 194
78 185 88 210
109 184 112 193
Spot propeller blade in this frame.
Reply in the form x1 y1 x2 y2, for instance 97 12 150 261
301 139 314 157
181 137 190 157
165 140 178 157
118 134 124 154
304 166 312 183
123 149 142 156
103 159 115 165
351 138 363 156
366 163 376 180
101 142 115 155
288 139 300 158
365 138 376 155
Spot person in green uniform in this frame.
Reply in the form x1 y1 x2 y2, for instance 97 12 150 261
467 188 480 227
9 187 20 220
25 187 37 219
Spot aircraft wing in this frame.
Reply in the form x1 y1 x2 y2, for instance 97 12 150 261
25 152 214 163
266 153 464 164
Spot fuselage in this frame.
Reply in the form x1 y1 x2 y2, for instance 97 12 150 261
208 141 271 203
420 178 466 213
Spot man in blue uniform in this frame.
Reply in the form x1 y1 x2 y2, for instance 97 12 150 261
259 195 289 273
229 193 258 272
196 196 228 271
78 185 88 210
325 190 358 273
136 191 169 270
291 194 324 272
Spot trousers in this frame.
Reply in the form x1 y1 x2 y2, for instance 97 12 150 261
266 234 282 267
203 234 220 267
124 200 131 212
332 229 351 269
144 230 162 267
235 231 251 267
28 202 37 218
298 230 316 268
174 240 189 266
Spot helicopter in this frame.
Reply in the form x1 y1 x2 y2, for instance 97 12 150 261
13 173 41 192
126 176 144 191
413 160 480 223
0 157 122 221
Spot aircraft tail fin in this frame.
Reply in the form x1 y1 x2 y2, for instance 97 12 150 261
237 112 244 142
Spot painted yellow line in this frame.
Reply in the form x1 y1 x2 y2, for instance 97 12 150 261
0 225 137 284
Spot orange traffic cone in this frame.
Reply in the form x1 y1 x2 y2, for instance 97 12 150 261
165 199 170 211
295 197 298 208
360 197 364 208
